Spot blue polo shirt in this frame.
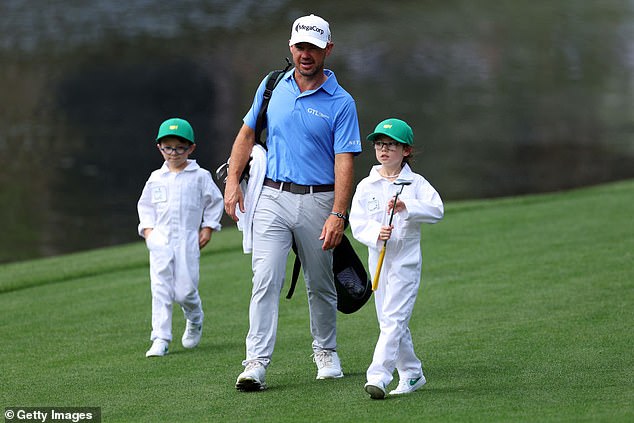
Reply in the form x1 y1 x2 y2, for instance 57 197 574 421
244 69 362 186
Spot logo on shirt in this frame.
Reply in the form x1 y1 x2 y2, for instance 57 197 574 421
307 108 330 119
151 186 167 203
367 195 380 212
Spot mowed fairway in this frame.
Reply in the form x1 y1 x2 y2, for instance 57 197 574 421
1 180 632 422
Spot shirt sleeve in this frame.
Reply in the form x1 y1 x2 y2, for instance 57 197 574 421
137 179 155 238
200 171 224 231
349 181 383 250
333 98 362 155
401 177 444 224
243 75 269 130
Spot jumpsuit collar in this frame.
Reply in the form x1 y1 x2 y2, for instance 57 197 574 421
368 163 414 184
158 159 200 174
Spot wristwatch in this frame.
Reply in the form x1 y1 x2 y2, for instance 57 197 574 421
330 211 348 220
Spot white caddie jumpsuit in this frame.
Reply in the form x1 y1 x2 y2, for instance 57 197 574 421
137 160 223 342
349 164 443 387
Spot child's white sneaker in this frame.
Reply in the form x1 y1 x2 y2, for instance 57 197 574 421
364 381 387 400
235 361 267 391
181 320 202 349
145 339 169 357
313 350 344 379
389 375 427 395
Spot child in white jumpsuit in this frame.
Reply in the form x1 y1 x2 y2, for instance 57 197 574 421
349 118 444 399
137 118 223 357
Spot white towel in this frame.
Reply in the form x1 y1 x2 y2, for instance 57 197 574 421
236 144 266 253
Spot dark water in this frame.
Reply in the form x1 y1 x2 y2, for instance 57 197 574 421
1 0 633 263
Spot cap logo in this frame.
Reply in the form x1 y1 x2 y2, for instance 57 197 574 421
295 23 324 36
169 125 178 130
383 124 393 129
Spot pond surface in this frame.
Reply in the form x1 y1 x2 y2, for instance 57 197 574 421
1 0 633 263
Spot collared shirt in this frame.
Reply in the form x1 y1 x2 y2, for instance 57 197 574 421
244 69 362 186
137 160 224 239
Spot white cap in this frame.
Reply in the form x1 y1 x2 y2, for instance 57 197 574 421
289 14 331 49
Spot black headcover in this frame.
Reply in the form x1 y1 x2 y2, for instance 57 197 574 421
332 235 373 314
287 234 372 314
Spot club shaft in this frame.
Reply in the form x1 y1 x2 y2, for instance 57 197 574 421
372 184 406 291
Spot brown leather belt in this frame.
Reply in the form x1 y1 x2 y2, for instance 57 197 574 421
263 178 334 194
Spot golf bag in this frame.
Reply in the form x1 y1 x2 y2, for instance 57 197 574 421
286 235 373 314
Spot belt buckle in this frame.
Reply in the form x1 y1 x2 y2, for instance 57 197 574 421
289 183 310 195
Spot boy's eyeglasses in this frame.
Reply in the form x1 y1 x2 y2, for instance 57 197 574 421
373 141 400 151
160 146 191 155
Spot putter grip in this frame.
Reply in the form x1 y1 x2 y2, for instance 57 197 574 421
372 245 387 291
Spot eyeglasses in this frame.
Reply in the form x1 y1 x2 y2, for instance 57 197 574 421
159 145 191 155
373 141 401 151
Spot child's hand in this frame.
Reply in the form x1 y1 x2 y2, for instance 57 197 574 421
143 228 153 239
199 227 212 249
378 225 393 242
388 198 407 214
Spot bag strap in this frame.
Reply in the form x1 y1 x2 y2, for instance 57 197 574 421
254 57 292 148
232 58 292 183
286 238 301 300
286 220 350 300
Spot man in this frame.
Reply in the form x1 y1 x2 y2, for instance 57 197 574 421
224 14 362 391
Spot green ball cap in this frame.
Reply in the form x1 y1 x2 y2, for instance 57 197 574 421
366 118 413 146
156 118 195 144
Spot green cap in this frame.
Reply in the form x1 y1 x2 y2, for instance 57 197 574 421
366 118 413 146
156 118 195 144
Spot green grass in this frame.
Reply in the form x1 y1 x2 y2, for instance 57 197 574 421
1 180 633 422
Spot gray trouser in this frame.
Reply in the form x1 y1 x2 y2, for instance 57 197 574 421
244 186 337 366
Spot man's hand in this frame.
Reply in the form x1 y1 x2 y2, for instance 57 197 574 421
320 152 354 250
319 214 345 250
223 124 255 222
224 179 244 222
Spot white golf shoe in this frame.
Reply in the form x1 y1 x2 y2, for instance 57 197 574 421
364 381 387 400
389 375 427 395
313 350 344 379
181 320 202 349
236 362 267 391
145 339 169 357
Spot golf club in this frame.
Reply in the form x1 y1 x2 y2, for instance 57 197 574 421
372 179 412 291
